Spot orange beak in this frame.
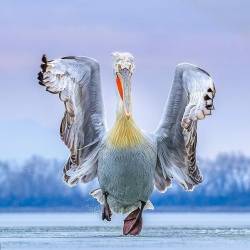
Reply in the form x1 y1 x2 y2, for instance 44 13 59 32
116 74 124 100
116 73 131 119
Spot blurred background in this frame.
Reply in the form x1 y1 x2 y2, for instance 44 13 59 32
0 0 250 211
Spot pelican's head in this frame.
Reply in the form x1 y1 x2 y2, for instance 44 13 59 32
112 52 135 119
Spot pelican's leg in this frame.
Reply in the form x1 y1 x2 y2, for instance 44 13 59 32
102 191 112 221
123 201 146 236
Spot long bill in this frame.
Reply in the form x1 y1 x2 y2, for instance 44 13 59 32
116 70 131 118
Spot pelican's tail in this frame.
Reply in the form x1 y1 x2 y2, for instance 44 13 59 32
90 188 105 205
90 188 154 212
144 200 154 210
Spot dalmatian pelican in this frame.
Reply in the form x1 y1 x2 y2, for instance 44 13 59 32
37 52 215 235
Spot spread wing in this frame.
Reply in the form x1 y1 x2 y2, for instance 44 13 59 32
154 63 216 192
38 55 106 186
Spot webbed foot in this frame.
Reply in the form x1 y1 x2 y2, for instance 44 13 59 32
123 201 146 236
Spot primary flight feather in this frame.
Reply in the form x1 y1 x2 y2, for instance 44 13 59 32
38 52 216 235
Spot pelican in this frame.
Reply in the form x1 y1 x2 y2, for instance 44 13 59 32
37 52 215 235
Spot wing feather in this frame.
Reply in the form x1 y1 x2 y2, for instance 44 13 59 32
154 63 216 191
38 55 106 186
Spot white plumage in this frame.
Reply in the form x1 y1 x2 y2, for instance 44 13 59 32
38 52 216 235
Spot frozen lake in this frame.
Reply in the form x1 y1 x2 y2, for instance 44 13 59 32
1 212 250 250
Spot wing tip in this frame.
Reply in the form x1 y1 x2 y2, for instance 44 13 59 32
42 54 47 63
176 63 211 78
40 54 48 72
37 71 44 86
38 54 48 86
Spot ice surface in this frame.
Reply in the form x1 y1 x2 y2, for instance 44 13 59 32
0 213 250 250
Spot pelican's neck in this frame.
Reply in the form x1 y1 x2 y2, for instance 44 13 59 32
116 98 131 119
108 83 145 148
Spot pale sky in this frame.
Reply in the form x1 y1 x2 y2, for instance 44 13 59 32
0 0 250 161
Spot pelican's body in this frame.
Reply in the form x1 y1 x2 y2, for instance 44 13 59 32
98 116 157 213
38 52 216 235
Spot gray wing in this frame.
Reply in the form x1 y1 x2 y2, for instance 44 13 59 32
154 63 216 192
38 55 106 186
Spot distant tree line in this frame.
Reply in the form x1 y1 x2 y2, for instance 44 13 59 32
0 154 249 211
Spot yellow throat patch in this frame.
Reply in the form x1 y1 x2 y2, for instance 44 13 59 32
108 116 145 148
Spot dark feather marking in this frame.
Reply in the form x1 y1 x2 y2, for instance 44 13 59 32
37 72 43 82
197 67 210 77
62 56 76 60
38 81 45 86
40 63 47 73
42 54 47 63
46 87 59 94
204 94 211 101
